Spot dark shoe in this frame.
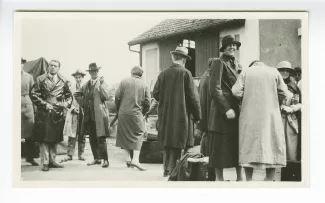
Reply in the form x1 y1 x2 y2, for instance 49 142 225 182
87 160 101 166
27 159 39 166
42 164 49 172
78 156 86 161
49 162 64 168
163 170 170 177
130 162 146 171
102 160 109 168
126 161 133 168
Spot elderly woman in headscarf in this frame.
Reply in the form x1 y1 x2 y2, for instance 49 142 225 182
276 61 302 162
115 65 151 171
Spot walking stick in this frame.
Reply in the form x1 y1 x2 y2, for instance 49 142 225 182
110 114 118 127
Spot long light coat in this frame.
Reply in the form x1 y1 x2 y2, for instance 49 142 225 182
74 79 113 138
232 62 288 166
63 83 83 138
21 71 35 139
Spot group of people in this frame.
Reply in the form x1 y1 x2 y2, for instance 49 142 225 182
149 34 302 181
21 34 302 181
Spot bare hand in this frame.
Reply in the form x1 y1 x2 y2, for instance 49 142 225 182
73 108 80 114
46 103 54 111
226 109 236 119
100 76 104 84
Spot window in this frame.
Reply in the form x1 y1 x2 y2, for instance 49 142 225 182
182 39 195 48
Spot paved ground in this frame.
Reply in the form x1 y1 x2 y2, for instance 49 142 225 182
21 138 281 182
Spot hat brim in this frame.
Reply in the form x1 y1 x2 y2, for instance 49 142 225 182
219 41 241 52
72 73 86 77
86 67 101 72
277 67 294 72
170 51 192 60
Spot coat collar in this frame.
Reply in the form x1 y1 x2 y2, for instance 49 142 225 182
220 54 239 78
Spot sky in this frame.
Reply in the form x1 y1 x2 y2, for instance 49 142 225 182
21 13 164 87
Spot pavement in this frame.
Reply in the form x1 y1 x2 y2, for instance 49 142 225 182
21 138 281 182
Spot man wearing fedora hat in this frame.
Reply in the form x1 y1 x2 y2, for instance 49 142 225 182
206 35 243 181
153 46 201 177
74 63 112 168
61 69 87 163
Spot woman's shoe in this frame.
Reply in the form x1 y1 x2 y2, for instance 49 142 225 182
130 162 146 171
102 160 109 168
126 161 133 168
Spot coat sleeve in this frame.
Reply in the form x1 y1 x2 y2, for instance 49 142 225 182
62 82 73 108
209 59 231 114
185 71 201 122
114 82 123 112
30 77 47 109
142 86 151 115
276 71 288 104
152 75 160 102
232 69 246 99
99 82 113 102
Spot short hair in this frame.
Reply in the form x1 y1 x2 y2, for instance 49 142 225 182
131 65 144 77
294 67 301 73
50 60 61 67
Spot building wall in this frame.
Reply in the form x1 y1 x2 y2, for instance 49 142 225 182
219 19 260 69
195 30 220 77
259 19 301 68
141 42 160 90
159 38 179 72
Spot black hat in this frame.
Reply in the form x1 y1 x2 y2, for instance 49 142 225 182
220 35 241 52
86 63 101 72
294 67 302 73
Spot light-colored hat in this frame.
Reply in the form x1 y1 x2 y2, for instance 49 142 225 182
71 69 86 77
276 61 294 71
170 46 192 60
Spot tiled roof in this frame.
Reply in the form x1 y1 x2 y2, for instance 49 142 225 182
128 19 244 46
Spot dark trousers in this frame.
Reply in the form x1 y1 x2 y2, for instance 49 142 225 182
67 135 85 157
25 138 38 161
163 147 182 173
87 120 108 161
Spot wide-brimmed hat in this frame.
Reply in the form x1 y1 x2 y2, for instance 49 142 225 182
86 63 101 72
220 35 241 52
170 46 192 60
71 69 86 77
276 61 294 72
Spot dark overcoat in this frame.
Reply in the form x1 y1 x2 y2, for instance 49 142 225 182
153 63 201 149
30 73 72 143
196 68 211 132
208 54 241 134
74 79 113 138
21 71 35 139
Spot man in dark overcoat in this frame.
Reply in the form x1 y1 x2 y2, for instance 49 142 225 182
153 46 201 177
207 35 243 181
30 60 72 171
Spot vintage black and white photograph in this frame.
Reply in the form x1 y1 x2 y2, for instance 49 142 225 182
13 11 308 186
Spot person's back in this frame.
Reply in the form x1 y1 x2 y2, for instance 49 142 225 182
118 76 148 116
240 64 284 120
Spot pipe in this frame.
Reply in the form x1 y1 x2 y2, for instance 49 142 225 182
129 45 142 66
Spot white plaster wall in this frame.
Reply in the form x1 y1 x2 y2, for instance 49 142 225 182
219 19 260 69
141 43 160 90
